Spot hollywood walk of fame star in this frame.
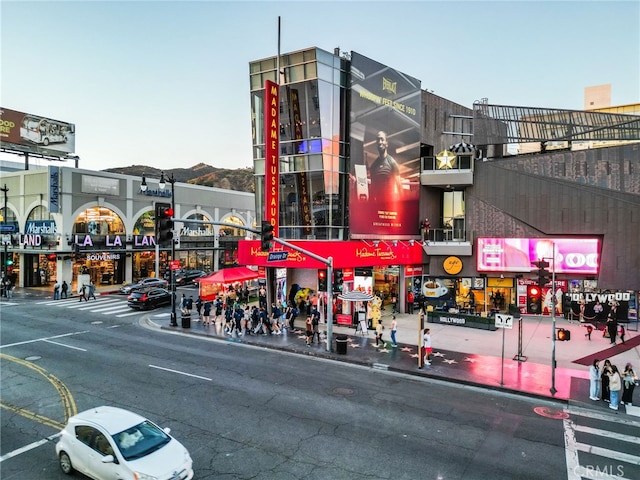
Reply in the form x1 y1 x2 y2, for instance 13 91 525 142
464 357 478 363
432 351 446 357
443 358 458 364
401 347 412 352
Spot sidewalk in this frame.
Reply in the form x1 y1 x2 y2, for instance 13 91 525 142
6 286 640 415
147 304 640 415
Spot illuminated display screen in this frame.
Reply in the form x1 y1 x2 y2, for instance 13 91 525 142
476 238 600 274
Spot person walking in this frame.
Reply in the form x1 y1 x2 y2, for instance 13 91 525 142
202 300 212 326
601 360 612 403
79 284 88 302
53 281 61 300
622 363 637 406
423 328 433 366
195 296 203 319
606 314 617 344
407 290 414 314
618 323 626 344
61 280 69 299
375 319 385 348
390 315 398 347
311 306 321 343
588 359 600 401
608 365 623 411
87 281 97 300
305 315 313 347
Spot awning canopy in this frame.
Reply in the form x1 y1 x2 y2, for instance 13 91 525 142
338 290 374 302
448 142 476 154
196 266 262 285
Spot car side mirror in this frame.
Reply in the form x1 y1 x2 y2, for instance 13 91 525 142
101 454 116 464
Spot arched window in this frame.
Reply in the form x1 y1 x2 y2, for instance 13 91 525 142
132 209 155 236
220 215 246 237
73 207 125 235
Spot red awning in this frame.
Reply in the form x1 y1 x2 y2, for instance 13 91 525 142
196 266 262 286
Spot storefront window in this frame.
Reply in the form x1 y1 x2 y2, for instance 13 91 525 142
73 207 125 235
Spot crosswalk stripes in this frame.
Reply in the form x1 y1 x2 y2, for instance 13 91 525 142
36 296 140 317
564 404 640 479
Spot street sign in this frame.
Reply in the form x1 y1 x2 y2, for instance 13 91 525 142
495 314 514 329
170 260 181 270
0 225 16 233
1 234 12 246
267 251 288 262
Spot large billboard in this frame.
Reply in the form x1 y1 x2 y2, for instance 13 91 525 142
348 52 421 238
0 107 76 157
476 237 600 275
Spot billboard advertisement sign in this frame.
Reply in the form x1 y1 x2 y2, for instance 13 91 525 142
348 52 421 238
0 107 76 157
477 237 600 274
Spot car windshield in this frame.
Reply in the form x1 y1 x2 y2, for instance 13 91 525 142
112 420 171 461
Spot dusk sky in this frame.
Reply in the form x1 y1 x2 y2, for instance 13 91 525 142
2 0 638 172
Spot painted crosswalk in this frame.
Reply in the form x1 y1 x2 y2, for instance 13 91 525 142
35 296 142 317
564 404 640 480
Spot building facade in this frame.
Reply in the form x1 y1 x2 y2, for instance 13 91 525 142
0 165 256 292
243 46 639 322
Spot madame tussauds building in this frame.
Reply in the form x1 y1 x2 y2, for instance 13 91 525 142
0 165 255 291
239 46 639 319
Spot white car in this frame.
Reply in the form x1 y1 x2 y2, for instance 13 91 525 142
55 406 193 480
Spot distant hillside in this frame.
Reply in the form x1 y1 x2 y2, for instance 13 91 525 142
103 163 255 193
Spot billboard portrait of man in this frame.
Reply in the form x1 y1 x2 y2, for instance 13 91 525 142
348 52 422 238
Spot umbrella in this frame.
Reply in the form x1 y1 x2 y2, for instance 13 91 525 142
448 142 476 154
338 290 374 302
196 266 262 285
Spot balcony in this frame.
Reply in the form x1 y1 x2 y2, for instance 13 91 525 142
422 227 472 256
420 156 474 187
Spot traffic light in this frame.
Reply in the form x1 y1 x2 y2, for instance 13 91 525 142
5 258 13 267
155 202 174 246
333 269 344 293
527 285 541 313
532 259 551 288
260 221 274 252
557 328 571 341
318 270 327 292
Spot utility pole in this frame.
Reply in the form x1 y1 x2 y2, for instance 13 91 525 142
1 184 9 286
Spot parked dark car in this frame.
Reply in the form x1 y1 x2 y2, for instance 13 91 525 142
127 287 173 310
120 277 168 294
174 270 207 286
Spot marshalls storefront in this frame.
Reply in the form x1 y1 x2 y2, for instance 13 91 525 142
0 165 256 291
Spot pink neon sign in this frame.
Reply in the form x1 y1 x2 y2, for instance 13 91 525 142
476 238 600 274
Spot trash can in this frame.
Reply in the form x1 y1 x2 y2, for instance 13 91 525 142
181 313 191 329
336 334 348 355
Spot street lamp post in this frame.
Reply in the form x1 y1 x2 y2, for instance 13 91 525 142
1 184 8 291
159 172 178 327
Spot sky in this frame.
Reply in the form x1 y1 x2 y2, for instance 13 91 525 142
1 0 638 173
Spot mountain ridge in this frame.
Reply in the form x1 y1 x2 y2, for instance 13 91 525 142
103 163 255 193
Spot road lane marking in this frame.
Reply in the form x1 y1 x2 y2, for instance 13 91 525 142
42 339 87 351
0 331 89 349
149 364 212 381
0 432 62 463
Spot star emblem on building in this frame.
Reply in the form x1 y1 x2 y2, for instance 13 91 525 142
436 150 456 169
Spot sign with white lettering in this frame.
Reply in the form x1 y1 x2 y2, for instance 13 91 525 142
267 251 289 262
495 314 513 329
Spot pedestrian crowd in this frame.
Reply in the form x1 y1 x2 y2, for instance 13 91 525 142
589 358 637 410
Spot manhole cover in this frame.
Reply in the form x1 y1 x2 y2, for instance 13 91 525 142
332 387 355 396
533 406 569 419
25 356 42 361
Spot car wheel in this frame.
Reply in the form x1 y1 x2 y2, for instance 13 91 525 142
59 451 74 475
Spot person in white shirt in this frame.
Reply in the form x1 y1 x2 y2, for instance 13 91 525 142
423 328 432 366
588 358 600 401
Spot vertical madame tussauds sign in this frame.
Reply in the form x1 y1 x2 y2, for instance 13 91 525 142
264 80 279 234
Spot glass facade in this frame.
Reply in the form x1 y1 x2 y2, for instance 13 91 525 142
250 48 349 240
